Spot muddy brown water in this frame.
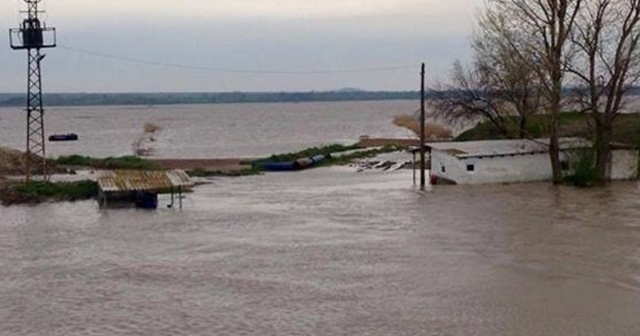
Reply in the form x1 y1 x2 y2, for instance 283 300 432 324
0 101 417 159
2 168 640 335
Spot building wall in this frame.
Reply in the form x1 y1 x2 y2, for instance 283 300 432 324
465 154 554 184
431 150 565 184
610 149 638 180
431 147 638 185
431 150 467 184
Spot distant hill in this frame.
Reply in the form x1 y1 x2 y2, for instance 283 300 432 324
0 91 420 107
334 87 367 93
6 87 637 108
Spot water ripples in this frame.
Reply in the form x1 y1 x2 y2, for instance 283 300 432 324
2 170 640 335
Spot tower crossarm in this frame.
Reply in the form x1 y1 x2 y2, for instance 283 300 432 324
9 0 56 183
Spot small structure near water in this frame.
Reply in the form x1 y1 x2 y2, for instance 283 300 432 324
425 138 638 185
97 170 193 209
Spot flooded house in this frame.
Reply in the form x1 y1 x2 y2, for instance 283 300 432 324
97 170 194 209
427 138 638 185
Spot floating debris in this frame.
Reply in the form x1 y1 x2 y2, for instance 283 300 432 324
350 151 415 172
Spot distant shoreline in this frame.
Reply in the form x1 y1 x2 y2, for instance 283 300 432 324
0 91 420 108
3 88 640 108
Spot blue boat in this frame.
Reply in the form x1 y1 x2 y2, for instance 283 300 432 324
260 161 297 172
257 154 330 172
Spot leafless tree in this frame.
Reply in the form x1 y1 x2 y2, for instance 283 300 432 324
474 9 546 138
431 9 544 139
492 0 583 184
570 0 640 181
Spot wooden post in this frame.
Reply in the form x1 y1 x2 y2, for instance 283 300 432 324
412 151 416 185
420 63 426 191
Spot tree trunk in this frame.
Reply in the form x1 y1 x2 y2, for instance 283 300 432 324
549 91 563 184
518 115 527 139
594 120 612 182
549 121 563 184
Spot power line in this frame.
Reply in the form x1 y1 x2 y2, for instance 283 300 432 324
58 44 417 75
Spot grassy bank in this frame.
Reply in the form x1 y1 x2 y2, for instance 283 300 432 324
456 112 640 146
252 144 361 165
0 181 98 205
252 143 401 167
56 155 160 170
187 167 262 177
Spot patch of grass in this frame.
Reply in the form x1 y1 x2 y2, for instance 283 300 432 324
563 150 599 187
456 122 511 141
456 112 640 148
253 144 361 165
16 180 98 198
187 168 262 177
1 180 98 205
56 155 160 170
611 114 640 147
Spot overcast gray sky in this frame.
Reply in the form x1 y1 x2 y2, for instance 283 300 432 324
1 0 479 93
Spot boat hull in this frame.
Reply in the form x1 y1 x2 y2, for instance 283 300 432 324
49 133 78 141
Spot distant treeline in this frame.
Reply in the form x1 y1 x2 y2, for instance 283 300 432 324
0 91 421 107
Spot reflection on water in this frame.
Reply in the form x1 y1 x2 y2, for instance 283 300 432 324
2 168 640 335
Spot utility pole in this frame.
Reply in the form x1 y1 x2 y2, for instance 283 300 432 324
10 0 57 183
420 63 426 190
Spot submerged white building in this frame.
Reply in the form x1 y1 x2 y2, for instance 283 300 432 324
426 138 638 185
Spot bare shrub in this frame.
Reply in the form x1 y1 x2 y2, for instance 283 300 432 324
132 122 163 156
144 123 162 134
393 115 453 140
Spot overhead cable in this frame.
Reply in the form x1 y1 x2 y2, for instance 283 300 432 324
58 45 417 75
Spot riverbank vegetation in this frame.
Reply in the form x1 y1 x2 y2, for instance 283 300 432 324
392 116 453 140
0 181 98 205
187 167 262 177
455 112 640 147
256 143 400 165
252 144 360 166
56 155 160 170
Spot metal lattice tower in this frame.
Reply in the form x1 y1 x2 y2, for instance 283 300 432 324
9 0 56 183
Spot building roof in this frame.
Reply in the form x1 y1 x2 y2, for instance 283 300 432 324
426 137 591 159
97 170 193 193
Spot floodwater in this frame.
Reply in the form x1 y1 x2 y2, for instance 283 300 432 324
2 167 640 335
0 101 416 159
2 101 640 334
